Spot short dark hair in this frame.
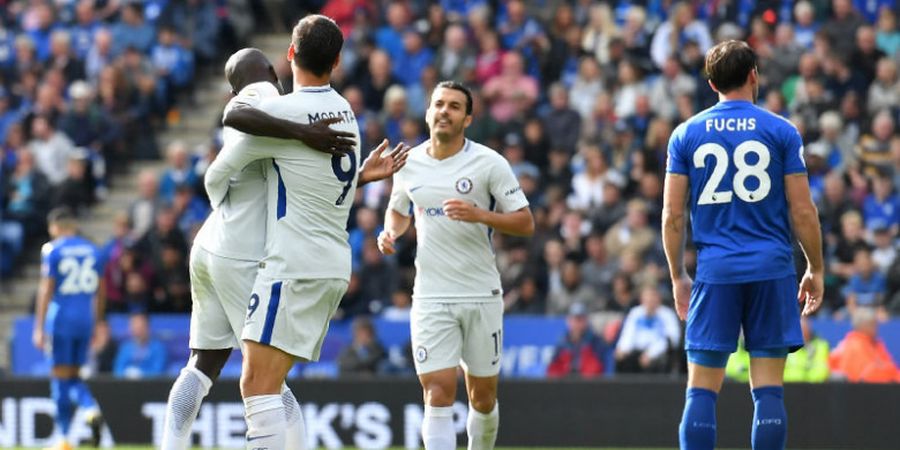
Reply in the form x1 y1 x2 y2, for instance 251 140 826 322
47 206 76 225
435 81 473 115
291 15 343 77
704 40 757 94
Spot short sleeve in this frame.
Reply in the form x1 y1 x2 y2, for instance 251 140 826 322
489 155 529 212
388 173 412 217
666 124 689 175
41 243 58 279
783 124 807 175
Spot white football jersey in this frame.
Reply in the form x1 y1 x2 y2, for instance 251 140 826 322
388 139 529 301
205 85 361 281
194 81 280 261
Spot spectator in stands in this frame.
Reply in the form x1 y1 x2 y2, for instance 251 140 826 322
25 3 57 62
349 207 381 269
569 56 604 121
867 58 900 114
129 169 161 239
86 320 117 376
609 272 637 312
137 206 188 274
613 59 647 119
338 317 387 376
843 246 888 316
111 4 155 55
546 259 599 315
70 1 100 60
857 109 895 174
850 25 886 84
357 237 397 314
51 149 92 214
58 81 114 185
505 274 545 314
605 199 655 261
649 55 697 121
862 169 900 233
172 184 207 237
434 24 475 83
100 211 132 268
871 227 896 274
831 210 869 282
784 317 830 383
829 306 900 382
394 30 433 87
542 83 580 154
547 303 606 378
474 30 504 86
375 2 410 62
380 85 408 146
822 0 866 56
159 0 219 66
359 49 400 112
47 30 85 84
382 289 412 322
113 312 168 379
568 144 609 212
158 141 197 205
614 286 680 374
649 1 712 69
876 8 900 56
759 23 805 90
482 51 539 124
28 114 75 186
85 27 112 84
0 199 24 278
151 26 194 114
793 1 819 49
4 148 50 235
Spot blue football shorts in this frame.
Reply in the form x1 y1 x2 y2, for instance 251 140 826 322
685 275 803 367
49 334 91 367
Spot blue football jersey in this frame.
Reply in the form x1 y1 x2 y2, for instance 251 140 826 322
42 235 102 336
667 100 806 283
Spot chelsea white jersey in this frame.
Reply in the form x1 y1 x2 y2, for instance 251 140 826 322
388 139 529 301
194 81 279 261
204 85 361 282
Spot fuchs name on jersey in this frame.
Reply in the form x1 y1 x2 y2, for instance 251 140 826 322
705 117 757 132
307 110 356 123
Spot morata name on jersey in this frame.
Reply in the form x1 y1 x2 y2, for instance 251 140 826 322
308 110 356 124
704 117 757 132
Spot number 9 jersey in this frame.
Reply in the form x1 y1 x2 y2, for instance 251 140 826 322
666 100 806 283
41 236 101 337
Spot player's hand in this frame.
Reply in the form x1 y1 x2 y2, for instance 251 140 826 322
443 199 484 223
672 274 692 321
32 328 45 350
377 230 396 255
359 139 411 184
798 268 825 316
301 117 356 156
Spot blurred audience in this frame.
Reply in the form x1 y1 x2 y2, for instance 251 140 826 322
113 313 168 379
547 303 607 378
829 307 900 383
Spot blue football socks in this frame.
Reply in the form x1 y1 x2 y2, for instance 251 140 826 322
751 386 787 450
51 378 77 437
679 387 717 450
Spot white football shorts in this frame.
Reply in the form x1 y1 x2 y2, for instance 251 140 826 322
241 276 348 361
188 246 258 350
410 299 504 377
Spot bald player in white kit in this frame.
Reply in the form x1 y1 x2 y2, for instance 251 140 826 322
378 81 535 450
160 46 406 450
202 16 399 450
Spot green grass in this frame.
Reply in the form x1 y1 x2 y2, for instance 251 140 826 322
9 448 681 450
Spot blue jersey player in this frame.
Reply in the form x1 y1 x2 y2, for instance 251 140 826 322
663 41 824 450
33 207 105 450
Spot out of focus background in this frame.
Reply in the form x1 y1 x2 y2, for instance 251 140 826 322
2 0 900 448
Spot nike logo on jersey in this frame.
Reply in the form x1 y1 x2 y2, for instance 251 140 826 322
410 185 424 192
491 357 500 365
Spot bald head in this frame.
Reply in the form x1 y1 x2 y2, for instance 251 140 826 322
224 48 279 94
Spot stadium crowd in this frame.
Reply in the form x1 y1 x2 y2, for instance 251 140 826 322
4 0 900 381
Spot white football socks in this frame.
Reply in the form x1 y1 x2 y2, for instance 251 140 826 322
281 383 306 450
422 405 456 450
160 367 212 450
244 394 285 450
467 401 499 450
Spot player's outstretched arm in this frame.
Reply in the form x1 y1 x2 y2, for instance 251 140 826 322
358 139 410 186
662 172 691 321
786 173 825 316
223 107 355 156
443 200 535 236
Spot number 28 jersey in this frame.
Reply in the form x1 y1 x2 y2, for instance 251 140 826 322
666 100 806 283
41 236 101 336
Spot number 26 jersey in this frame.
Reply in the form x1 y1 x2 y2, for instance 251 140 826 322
666 100 807 284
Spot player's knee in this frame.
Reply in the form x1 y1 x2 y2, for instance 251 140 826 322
191 349 231 382
468 395 496 414
423 382 455 406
